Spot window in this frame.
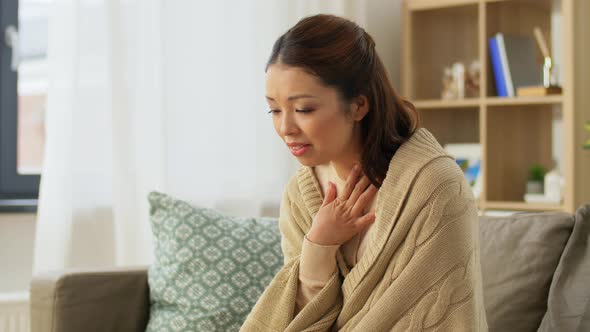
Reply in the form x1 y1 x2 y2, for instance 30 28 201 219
0 0 49 212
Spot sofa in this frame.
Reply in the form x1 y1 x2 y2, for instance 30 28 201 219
29 204 590 332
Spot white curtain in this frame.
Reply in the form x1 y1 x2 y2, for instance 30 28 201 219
33 0 166 273
33 0 400 274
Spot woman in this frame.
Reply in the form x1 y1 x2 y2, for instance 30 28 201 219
241 14 488 331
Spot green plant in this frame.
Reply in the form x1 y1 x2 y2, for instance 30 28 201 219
528 164 547 182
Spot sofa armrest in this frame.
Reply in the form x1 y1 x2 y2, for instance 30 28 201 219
30 266 150 332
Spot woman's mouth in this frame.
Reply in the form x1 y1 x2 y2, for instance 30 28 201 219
290 144 311 156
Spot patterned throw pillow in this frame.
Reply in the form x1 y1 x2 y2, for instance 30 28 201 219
146 191 283 332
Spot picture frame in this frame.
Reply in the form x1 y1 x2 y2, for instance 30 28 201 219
443 143 482 199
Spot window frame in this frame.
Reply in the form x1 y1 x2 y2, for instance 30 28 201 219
0 0 39 213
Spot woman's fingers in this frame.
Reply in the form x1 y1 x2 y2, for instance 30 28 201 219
351 184 378 216
348 175 371 207
354 211 377 230
322 181 337 206
339 164 362 201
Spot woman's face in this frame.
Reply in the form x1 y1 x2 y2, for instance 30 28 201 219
265 63 363 167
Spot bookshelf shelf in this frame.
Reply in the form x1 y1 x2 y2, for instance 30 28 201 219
484 201 564 212
414 98 480 109
485 95 562 105
413 95 562 109
403 0 590 213
407 0 479 11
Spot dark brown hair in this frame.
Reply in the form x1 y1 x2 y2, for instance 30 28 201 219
266 14 419 188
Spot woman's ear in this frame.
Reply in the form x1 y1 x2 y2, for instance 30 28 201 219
351 95 369 121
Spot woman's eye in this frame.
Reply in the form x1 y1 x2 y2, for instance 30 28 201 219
267 109 313 114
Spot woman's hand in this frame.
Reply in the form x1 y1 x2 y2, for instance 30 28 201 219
307 163 379 246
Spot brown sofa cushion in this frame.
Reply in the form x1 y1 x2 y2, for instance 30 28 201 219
539 204 590 332
479 211 574 332
30 266 150 332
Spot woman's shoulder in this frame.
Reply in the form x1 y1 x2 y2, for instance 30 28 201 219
419 155 465 184
384 128 464 190
381 156 474 222
382 142 468 208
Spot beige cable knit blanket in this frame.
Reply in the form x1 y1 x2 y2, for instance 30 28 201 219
240 128 488 331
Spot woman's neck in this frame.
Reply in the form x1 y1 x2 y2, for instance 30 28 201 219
325 124 363 182
328 150 362 183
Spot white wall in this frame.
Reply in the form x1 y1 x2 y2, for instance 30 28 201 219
0 214 36 293
365 0 403 89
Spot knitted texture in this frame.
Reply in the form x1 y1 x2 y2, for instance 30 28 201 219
240 128 488 331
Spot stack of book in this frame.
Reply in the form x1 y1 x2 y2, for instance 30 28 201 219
488 33 542 97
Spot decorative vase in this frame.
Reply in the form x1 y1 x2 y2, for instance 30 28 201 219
526 181 544 194
544 168 563 203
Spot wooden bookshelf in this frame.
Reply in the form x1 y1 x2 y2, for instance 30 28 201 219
485 95 562 105
414 98 480 109
402 0 590 213
483 201 564 212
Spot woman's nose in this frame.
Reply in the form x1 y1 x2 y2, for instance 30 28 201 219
279 113 298 136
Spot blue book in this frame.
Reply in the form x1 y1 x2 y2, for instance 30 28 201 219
496 34 514 97
489 33 542 97
488 35 508 97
